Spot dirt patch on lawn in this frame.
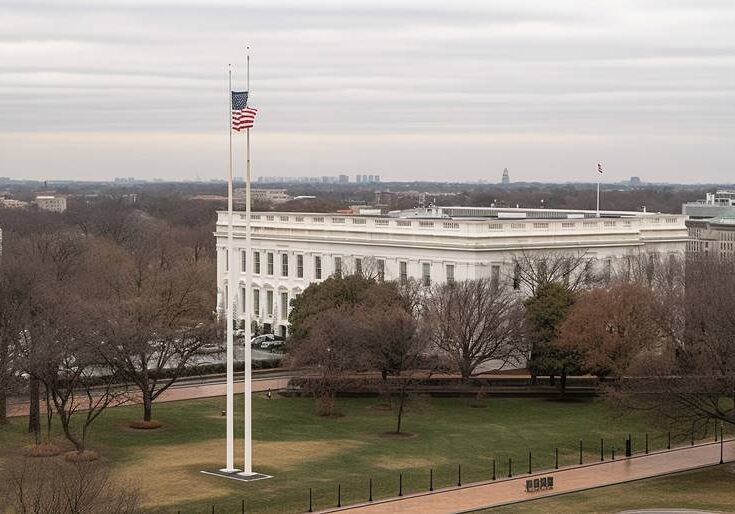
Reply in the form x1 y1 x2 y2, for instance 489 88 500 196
373 456 445 470
118 438 363 507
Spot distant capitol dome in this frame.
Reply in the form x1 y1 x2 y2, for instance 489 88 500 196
501 168 510 184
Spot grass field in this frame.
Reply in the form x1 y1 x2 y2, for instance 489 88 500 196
0 393 727 513
483 464 735 513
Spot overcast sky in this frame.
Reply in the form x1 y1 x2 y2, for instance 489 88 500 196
1 0 734 183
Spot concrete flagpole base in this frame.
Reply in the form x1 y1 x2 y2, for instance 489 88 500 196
201 469 272 482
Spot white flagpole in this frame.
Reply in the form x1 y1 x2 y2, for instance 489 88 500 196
223 64 237 473
596 163 601 217
243 46 254 475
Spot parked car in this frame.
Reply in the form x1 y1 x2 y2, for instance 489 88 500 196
260 338 285 351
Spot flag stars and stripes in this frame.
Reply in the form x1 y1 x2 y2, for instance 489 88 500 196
231 91 257 131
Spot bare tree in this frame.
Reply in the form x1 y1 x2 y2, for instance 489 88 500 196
0 249 32 425
357 280 432 433
512 249 596 295
14 231 88 442
423 278 523 379
290 306 368 416
88 230 218 425
2 457 141 514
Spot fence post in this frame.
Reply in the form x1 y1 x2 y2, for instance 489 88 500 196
611 446 615 460
667 431 671 450
457 464 462 487
579 440 583 465
337 484 341 508
399 473 403 496
241 499 245 514
625 433 632 457
528 451 532 474
492 459 496 480
555 447 559 469
308 488 313 513
369 478 373 502
429 468 434 491
715 425 718 442
600 438 604 461
691 430 695 446
212 506 215 514
645 433 649 454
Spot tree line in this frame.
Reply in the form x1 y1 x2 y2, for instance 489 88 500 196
0 197 219 457
287 251 735 435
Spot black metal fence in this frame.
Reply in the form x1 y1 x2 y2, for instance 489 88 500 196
196 425 729 514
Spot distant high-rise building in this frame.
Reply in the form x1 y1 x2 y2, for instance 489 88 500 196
338 174 349 184
501 168 510 184
629 176 641 186
368 175 375 183
355 174 362 184
374 175 381 183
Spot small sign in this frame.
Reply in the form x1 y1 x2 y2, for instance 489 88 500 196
525 476 554 492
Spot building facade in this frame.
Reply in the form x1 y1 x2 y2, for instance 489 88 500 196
34 195 67 213
687 214 735 259
216 207 688 337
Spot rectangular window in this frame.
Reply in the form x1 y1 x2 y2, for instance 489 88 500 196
241 287 246 313
422 262 431 287
266 290 274 316
297 255 304 278
377 259 385 281
355 258 362 275
253 289 260 316
399 261 408 284
280 292 288 319
315 256 322 279
281 253 289 277
513 264 521 290
225 249 229 271
254 251 261 274
267 252 274 275
491 265 500 287
241 251 247 272
334 256 342 277
446 264 455 283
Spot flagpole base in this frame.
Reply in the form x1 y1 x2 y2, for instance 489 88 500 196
202 469 272 482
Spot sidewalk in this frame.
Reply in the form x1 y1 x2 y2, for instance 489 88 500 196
320 440 735 514
6 375 291 417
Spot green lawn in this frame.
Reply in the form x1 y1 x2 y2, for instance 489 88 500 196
0 394 725 513
482 465 735 513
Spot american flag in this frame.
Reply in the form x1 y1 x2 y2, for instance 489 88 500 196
231 91 257 131
598 163 603 174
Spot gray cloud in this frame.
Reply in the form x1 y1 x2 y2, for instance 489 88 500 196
0 0 733 182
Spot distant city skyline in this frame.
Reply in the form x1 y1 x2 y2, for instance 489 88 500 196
1 1 734 183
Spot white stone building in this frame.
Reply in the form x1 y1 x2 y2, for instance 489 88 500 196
35 195 67 213
215 207 688 337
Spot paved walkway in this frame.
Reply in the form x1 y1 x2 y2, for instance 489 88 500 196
320 440 735 514
6 374 291 417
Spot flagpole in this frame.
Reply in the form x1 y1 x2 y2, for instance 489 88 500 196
223 64 237 473
596 163 601 217
243 46 254 476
